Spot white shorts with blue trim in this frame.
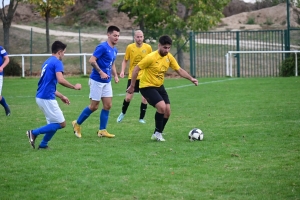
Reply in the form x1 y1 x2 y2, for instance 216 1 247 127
36 98 65 124
88 78 113 101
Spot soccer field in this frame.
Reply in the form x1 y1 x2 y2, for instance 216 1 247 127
0 77 299 199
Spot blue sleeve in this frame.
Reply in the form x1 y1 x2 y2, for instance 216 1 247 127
93 44 104 59
55 59 64 73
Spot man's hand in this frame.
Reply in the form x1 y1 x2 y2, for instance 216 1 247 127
126 85 134 94
100 71 109 80
74 83 82 90
114 76 119 83
191 78 198 86
60 96 70 105
119 71 125 78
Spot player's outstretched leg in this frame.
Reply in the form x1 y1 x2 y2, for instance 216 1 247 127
117 112 125 123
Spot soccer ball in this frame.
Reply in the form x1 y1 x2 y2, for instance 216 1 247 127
188 128 204 141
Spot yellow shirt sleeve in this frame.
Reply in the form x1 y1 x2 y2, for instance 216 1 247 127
138 51 180 88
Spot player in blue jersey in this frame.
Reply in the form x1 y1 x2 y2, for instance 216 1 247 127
72 26 120 138
0 46 11 116
26 41 82 149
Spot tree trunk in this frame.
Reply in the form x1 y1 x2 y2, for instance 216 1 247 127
2 20 10 53
175 29 185 69
45 11 50 53
176 44 184 69
139 17 145 33
0 0 18 53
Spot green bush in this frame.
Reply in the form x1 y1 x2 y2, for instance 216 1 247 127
4 57 21 76
279 53 300 77
246 16 255 24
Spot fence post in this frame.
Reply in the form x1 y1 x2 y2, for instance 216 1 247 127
22 55 25 78
295 52 298 77
225 53 228 76
83 54 87 76
189 31 196 77
30 28 32 76
79 28 83 73
236 31 240 77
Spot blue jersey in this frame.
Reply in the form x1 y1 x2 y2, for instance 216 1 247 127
36 56 64 100
0 46 8 76
90 41 118 83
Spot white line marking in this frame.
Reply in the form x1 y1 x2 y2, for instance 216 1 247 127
115 78 238 96
10 78 238 98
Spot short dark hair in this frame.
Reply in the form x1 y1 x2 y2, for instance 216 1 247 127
107 26 120 34
159 35 172 45
52 41 67 54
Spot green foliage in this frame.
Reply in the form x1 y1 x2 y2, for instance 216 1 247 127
25 0 76 18
280 53 300 77
4 57 21 76
246 16 255 24
98 9 108 23
113 0 231 49
264 17 273 25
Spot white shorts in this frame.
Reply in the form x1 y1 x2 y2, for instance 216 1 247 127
0 75 3 95
89 78 113 101
36 98 65 124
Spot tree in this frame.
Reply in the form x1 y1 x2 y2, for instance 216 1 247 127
0 0 21 53
114 0 157 32
25 0 75 53
114 0 230 68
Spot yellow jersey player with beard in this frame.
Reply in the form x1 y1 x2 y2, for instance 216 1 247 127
127 35 198 142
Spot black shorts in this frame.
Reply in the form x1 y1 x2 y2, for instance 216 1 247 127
127 79 140 93
140 85 170 107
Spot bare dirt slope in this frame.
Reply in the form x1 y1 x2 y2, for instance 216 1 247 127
216 3 300 31
11 2 300 31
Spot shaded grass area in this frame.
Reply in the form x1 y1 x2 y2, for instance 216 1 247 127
0 77 299 199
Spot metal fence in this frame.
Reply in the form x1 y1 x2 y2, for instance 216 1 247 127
4 26 300 78
189 28 300 77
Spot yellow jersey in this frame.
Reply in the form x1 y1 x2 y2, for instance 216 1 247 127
124 43 152 79
138 50 180 88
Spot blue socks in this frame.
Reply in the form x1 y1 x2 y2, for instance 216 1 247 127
77 107 109 130
32 123 62 148
100 109 109 130
40 131 55 148
0 96 8 108
77 106 93 124
32 123 62 135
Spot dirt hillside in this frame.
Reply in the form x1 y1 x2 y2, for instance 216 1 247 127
11 1 300 31
217 3 300 31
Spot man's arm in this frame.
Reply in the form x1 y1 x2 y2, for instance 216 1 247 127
120 59 128 78
55 90 70 105
126 65 140 94
112 62 119 83
0 55 9 73
175 68 198 86
89 55 108 79
56 72 82 90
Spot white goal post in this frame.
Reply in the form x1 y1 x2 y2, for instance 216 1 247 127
226 50 299 77
8 53 125 77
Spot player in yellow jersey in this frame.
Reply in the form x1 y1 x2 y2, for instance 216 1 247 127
117 30 152 123
127 35 198 141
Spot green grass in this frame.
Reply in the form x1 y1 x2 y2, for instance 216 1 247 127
0 77 300 200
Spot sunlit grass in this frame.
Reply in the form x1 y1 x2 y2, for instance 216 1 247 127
0 77 299 199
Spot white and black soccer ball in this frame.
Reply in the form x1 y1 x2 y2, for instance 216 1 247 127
188 128 204 141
